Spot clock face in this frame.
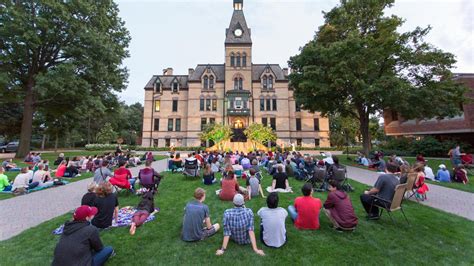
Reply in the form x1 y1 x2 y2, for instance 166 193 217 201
234 29 243 37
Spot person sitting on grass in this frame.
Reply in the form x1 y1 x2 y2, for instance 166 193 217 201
219 170 247 201
287 183 322 230
247 168 265 200
182 188 220 241
268 166 291 193
93 161 113 184
424 163 435 181
2 159 20 171
32 153 42 164
216 194 265 256
202 164 216 185
52 205 114 266
24 152 33 163
0 167 12 192
323 180 358 231
360 154 369 167
55 161 67 178
360 162 400 220
257 192 287 248
82 182 97 206
31 163 53 188
435 164 451 182
130 190 157 235
413 162 429 200
91 182 119 229
453 165 469 184
12 167 39 195
54 153 65 166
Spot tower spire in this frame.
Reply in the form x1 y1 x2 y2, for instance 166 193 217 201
234 0 243 10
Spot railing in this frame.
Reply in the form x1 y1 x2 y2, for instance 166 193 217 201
227 108 250 116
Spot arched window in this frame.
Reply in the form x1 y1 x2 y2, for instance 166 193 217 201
234 78 239 90
268 76 273 89
242 53 247 67
262 76 267 89
172 81 179 93
203 76 209 89
238 78 243 90
155 80 161 93
236 53 241 67
230 53 235 67
209 76 214 89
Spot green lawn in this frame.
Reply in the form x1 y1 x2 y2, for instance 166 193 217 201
0 170 473 265
0 152 166 200
337 155 474 193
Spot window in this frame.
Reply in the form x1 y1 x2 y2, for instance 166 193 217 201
262 76 267 89
172 81 179 93
270 118 276 130
272 99 277 111
153 119 159 131
234 78 238 90
210 118 215 124
206 98 211 111
315 139 320 147
238 78 243 90
209 76 214 89
153 139 158 147
200 98 204 111
262 117 268 126
165 138 171 147
230 53 235 67
391 110 398 121
201 118 207 131
314 118 319 131
236 53 241 67
154 100 160 112
154 81 161 93
296 138 302 147
203 76 209 89
172 100 178 112
242 54 247 67
295 101 301 112
168 119 173 131
212 99 217 111
175 118 181 132
260 99 265 111
266 99 271 111
296 118 302 131
268 76 273 89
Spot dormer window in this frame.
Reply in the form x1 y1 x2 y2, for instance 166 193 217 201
261 74 274 90
262 76 267 89
154 80 162 93
203 76 209 89
209 76 214 89
172 80 179 93
268 76 273 89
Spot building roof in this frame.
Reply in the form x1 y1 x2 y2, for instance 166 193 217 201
189 64 225 81
225 10 252 45
252 64 287 81
144 75 188 90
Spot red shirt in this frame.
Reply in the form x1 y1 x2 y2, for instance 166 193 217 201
114 167 132 179
55 165 66 177
219 178 239 201
294 196 322 230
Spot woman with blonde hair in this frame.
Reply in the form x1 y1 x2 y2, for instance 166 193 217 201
91 182 119 229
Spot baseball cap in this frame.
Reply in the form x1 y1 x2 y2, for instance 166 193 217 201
439 164 446 169
233 194 245 207
73 205 98 221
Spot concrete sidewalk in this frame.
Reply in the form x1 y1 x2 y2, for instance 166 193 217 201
346 166 474 221
0 158 169 241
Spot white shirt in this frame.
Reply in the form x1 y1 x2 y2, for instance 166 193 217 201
323 157 334 165
424 166 435 180
257 207 288 248
241 158 250 166
12 173 30 190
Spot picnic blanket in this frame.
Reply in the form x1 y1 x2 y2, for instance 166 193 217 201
0 180 70 194
266 187 293 193
52 206 158 235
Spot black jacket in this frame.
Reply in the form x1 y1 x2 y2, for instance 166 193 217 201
52 221 103 266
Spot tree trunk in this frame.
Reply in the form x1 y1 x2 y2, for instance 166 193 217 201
16 82 35 158
359 113 371 156
87 116 91 144
54 132 59 152
41 134 46 150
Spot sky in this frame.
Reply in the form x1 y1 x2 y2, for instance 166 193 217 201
115 0 474 105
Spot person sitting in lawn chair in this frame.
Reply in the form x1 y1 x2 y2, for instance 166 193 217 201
183 157 200 177
168 153 184 172
138 160 162 192
110 161 135 193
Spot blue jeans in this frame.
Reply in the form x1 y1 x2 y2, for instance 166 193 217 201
288 205 298 222
92 246 113 266
129 178 136 190
2 185 12 191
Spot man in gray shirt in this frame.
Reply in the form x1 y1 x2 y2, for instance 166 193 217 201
360 162 400 219
182 188 220 242
93 161 113 184
257 192 288 248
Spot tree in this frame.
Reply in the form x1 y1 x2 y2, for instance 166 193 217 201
198 123 233 151
288 0 467 156
96 123 118 144
0 1 130 157
244 123 277 151
329 113 359 148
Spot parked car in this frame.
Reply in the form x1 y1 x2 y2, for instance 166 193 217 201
0 142 19 153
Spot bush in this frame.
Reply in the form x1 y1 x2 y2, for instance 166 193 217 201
378 137 473 158
84 144 202 152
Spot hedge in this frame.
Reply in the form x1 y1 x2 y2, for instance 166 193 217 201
85 144 340 152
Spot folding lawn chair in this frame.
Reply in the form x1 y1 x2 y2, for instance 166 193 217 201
183 158 199 177
333 167 353 192
404 173 418 202
370 183 409 224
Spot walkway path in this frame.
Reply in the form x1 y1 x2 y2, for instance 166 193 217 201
346 166 474 221
0 159 169 241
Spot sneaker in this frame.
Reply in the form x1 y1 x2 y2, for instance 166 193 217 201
110 250 116 258
76 174 81 177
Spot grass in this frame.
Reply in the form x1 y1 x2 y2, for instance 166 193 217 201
0 170 473 265
338 155 474 193
0 152 166 201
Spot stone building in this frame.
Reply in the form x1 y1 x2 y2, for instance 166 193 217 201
384 73 474 145
142 0 330 148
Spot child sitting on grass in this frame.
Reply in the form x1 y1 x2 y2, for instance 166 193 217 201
246 168 265 200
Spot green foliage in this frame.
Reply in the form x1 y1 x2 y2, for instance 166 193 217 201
244 123 277 150
329 113 359 147
84 144 202 152
96 123 118 144
380 136 472 157
288 0 468 155
198 123 233 150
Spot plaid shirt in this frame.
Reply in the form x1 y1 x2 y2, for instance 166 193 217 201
223 207 254 244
